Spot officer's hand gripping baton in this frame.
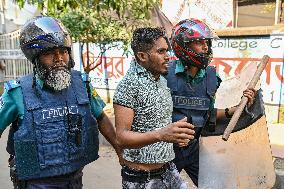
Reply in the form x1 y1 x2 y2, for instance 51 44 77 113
222 55 270 141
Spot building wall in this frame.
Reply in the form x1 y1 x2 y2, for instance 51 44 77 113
73 34 284 123
0 0 38 34
212 34 284 123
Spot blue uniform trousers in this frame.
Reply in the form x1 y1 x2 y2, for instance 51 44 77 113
173 139 199 186
25 169 83 189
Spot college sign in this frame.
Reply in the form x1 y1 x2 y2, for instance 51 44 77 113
212 35 284 105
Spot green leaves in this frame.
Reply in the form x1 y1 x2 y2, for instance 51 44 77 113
14 0 161 55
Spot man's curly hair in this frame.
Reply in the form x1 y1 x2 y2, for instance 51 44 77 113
131 27 166 56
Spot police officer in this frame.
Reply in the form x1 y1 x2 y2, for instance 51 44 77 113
165 18 256 186
0 16 120 189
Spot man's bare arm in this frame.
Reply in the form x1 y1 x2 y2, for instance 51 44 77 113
114 104 195 149
97 111 124 164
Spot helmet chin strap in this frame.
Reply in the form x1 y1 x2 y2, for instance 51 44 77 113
181 56 206 70
67 50 75 69
186 47 212 70
34 58 47 80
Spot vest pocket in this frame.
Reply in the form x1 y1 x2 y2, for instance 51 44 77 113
85 116 99 160
37 128 67 168
67 113 85 161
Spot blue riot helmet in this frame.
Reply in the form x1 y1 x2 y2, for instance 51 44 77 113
19 16 74 68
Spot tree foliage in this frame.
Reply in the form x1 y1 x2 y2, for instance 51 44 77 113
14 0 161 74
14 0 159 20
59 8 133 50
14 0 161 102
14 0 160 51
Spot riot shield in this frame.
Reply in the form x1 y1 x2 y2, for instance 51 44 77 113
199 63 276 188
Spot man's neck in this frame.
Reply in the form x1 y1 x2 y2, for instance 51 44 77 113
153 74 160 81
137 60 160 81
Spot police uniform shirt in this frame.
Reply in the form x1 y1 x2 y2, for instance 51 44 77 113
0 75 105 134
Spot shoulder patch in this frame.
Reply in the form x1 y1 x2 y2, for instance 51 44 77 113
0 96 4 110
81 73 91 82
4 80 20 91
92 88 98 97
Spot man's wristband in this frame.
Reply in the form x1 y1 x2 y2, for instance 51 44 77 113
225 108 232 118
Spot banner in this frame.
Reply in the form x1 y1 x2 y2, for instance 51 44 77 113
212 35 284 105
73 43 132 90
161 0 233 29
73 34 284 122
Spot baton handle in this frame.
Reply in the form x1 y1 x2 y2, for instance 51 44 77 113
222 55 270 141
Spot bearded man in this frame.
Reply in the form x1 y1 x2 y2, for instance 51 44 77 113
0 16 121 189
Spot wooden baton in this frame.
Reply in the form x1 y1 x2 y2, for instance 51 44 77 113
222 55 270 141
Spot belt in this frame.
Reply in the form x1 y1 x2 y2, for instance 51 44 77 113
121 163 170 182
28 169 83 182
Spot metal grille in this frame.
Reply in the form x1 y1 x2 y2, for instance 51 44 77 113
0 29 32 81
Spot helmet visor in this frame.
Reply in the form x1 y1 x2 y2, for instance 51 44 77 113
34 17 69 34
20 16 72 63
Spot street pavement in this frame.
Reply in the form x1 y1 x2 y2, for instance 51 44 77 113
268 124 284 158
0 129 196 189
0 128 123 189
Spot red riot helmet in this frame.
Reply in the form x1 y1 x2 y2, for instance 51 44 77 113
171 18 218 69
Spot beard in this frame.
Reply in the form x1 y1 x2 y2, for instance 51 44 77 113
45 67 71 91
36 62 71 91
